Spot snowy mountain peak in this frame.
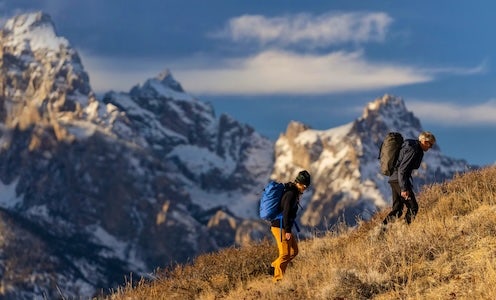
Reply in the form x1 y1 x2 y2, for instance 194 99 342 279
360 94 421 133
4 11 52 32
0 11 96 131
3 11 68 52
129 70 195 103
363 94 406 117
284 120 311 140
156 69 184 93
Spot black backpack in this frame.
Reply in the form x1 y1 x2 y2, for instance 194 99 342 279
379 132 404 176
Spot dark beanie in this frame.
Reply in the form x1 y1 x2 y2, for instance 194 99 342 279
295 170 311 186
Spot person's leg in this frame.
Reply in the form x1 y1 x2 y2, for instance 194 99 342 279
288 234 298 261
383 181 404 225
404 191 419 224
271 226 287 281
270 227 297 282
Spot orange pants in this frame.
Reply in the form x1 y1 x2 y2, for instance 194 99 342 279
271 226 298 282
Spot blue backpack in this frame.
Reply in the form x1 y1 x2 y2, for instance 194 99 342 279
259 181 285 221
259 181 286 241
260 181 301 241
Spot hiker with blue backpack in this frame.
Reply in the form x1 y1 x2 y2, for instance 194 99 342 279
381 131 436 226
261 170 311 282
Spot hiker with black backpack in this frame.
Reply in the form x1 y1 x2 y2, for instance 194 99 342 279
267 170 310 282
382 131 436 225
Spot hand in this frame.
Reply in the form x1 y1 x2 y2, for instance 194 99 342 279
285 232 292 240
401 190 410 199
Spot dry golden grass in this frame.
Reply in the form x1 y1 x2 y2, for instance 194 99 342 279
104 166 496 300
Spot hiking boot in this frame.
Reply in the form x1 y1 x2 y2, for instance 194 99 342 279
268 266 275 276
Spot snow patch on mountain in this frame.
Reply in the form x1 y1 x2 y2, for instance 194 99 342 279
146 79 196 102
168 145 237 174
90 225 147 271
188 186 260 219
105 92 187 142
26 204 50 218
0 179 22 209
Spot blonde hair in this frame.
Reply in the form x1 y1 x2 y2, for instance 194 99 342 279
419 131 436 144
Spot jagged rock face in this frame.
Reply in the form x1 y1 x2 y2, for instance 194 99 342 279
273 94 474 229
0 12 273 299
0 12 94 131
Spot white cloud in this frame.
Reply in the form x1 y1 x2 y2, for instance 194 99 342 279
408 100 496 126
426 61 488 76
79 49 432 95
173 49 431 95
78 50 165 93
76 10 483 96
215 12 393 47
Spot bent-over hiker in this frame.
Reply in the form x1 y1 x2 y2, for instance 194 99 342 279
383 131 436 225
270 170 310 282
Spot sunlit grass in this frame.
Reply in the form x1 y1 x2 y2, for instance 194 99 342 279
104 166 496 300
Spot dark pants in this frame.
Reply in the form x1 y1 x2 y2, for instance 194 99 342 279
382 181 418 225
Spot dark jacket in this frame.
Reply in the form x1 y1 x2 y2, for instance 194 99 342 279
389 139 424 192
271 182 300 232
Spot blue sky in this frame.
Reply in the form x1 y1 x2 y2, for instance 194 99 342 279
1 1 495 166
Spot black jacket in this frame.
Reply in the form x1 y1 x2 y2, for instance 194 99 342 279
389 139 424 192
271 182 300 232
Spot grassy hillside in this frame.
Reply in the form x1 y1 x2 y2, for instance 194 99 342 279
104 166 496 300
